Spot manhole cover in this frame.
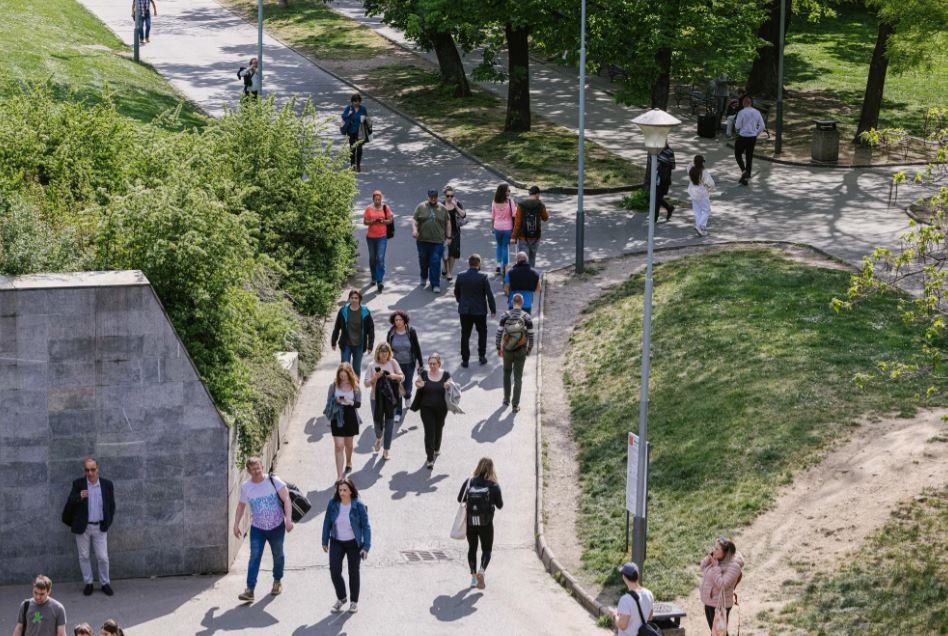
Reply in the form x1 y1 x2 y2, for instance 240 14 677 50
401 550 452 563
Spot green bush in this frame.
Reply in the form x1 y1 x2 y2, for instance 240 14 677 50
620 189 649 210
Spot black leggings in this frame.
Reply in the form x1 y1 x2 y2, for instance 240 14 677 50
705 605 731 631
466 524 494 573
420 407 446 462
348 134 363 167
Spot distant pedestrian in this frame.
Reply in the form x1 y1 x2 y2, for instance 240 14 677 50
324 363 362 479
612 562 655 636
700 536 745 632
363 190 393 292
454 253 497 368
341 94 370 172
233 456 294 602
132 0 157 44
503 252 540 314
386 310 423 423
496 293 534 413
330 289 374 377
687 155 716 236
12 575 66 636
441 186 467 281
413 353 455 469
734 95 765 185
237 58 258 99
713 73 730 124
322 479 372 614
490 184 516 275
457 457 504 590
99 619 124 636
73 625 92 636
62 457 115 596
511 186 549 267
362 343 404 460
412 189 450 293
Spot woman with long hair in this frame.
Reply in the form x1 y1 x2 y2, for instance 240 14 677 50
386 310 423 423
687 155 716 237
99 619 125 636
413 353 455 469
321 478 372 614
324 363 362 479
490 183 515 276
700 536 745 633
457 457 504 590
442 185 467 280
362 342 404 460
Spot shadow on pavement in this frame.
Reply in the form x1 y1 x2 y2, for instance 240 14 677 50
470 407 515 444
388 466 448 500
300 483 337 525
195 595 277 635
291 610 354 635
429 587 483 622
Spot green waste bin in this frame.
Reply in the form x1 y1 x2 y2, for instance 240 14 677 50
811 119 839 162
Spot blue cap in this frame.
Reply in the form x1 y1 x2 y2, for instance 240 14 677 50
618 562 640 579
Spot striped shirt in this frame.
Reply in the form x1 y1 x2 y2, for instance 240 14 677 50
134 0 152 16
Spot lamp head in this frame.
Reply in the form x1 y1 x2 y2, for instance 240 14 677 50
631 108 681 152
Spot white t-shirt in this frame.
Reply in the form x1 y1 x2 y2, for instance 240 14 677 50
616 587 655 636
334 502 355 541
239 476 286 531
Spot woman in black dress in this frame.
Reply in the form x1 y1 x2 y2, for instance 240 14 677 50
413 353 455 469
326 362 361 480
442 186 466 281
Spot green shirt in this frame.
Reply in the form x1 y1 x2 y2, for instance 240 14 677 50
346 305 363 349
413 202 448 244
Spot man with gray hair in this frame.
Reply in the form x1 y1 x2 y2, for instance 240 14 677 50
503 251 541 315
62 457 115 596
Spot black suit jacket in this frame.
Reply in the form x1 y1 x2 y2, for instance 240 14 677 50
454 268 496 316
62 477 116 534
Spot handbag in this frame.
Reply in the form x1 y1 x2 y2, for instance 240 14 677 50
384 204 395 239
269 475 312 523
711 596 728 636
628 590 662 636
450 479 470 540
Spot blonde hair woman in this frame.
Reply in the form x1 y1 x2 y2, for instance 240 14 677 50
457 457 504 589
362 343 404 459
325 363 362 479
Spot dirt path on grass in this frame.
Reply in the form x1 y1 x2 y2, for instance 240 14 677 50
539 243 948 633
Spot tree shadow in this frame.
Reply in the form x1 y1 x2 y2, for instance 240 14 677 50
429 587 483 622
291 611 354 635
195 595 277 635
388 466 448 500
470 407 515 444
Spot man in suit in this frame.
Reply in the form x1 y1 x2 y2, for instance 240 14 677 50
62 457 116 596
454 253 496 367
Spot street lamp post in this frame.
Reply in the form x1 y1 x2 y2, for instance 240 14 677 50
256 0 264 97
775 0 787 154
628 108 681 571
575 0 587 274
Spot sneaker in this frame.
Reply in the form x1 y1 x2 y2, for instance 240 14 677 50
695 227 703 237
476 571 486 589
666 206 675 221
370 279 376 285
495 266 501 274
83 584 93 596
374 437 382 452
396 411 404 423
101 584 114 597
331 598 347 613
238 588 255 602
470 575 478 588
348 602 359 613
502 399 510 407
432 286 441 293
478 356 488 365
420 279 427 288
377 282 384 292
434 450 441 457
426 461 433 469
271 581 283 596
461 360 469 368
512 405 520 413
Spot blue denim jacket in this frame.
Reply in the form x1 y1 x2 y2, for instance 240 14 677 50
321 499 371 552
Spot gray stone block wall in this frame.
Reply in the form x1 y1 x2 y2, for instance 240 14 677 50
0 271 231 584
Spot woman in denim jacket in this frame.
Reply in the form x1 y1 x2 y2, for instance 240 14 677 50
321 479 372 614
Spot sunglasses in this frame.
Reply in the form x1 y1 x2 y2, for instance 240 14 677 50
445 194 454 198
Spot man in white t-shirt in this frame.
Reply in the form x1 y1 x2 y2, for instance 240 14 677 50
233 456 294 602
613 562 655 636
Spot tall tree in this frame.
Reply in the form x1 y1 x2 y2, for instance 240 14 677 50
855 19 895 139
745 0 793 99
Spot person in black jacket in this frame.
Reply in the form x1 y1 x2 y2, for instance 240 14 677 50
331 290 375 377
61 457 116 596
453 254 496 367
458 457 503 590
386 310 424 422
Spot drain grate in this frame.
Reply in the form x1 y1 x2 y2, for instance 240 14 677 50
401 550 452 563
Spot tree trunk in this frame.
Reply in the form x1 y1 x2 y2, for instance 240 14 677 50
745 0 792 99
650 47 672 109
855 20 895 142
429 31 471 97
504 23 531 132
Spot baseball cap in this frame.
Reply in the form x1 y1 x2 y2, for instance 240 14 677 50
617 562 639 579
529 185 541 195
427 189 439 197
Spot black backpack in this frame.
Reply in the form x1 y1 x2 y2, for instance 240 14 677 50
269 475 312 522
465 481 492 524
520 201 543 239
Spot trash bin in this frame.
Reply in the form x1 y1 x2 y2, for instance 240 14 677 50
697 113 717 138
811 119 839 162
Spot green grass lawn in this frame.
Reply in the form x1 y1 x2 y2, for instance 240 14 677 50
1 0 205 127
774 487 948 634
564 248 945 599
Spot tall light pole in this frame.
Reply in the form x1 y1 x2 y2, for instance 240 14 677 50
628 108 680 571
256 0 264 97
575 0 587 274
775 0 787 154
133 2 141 63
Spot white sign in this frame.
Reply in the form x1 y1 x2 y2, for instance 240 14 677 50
626 433 639 512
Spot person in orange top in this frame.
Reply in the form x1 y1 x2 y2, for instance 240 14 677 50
363 190 393 293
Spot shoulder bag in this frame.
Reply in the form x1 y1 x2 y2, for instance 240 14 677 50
628 590 662 636
384 205 395 239
269 475 312 523
450 478 470 540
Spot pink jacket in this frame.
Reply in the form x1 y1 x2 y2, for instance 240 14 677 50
491 199 515 231
699 552 744 608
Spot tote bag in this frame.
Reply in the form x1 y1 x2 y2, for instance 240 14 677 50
450 479 470 540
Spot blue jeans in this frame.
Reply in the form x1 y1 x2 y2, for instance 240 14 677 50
341 345 365 376
137 14 152 40
494 229 512 269
370 398 396 450
366 236 387 284
396 364 416 415
416 241 445 289
247 523 285 590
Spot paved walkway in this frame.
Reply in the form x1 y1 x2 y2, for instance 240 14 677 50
0 0 933 633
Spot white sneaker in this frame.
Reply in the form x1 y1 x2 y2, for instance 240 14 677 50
331 598 347 613
470 575 478 588
348 602 359 613
432 286 441 293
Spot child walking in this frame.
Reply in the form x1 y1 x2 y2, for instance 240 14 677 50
687 155 715 236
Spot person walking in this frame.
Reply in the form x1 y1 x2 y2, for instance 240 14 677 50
363 190 393 292
330 289 374 378
454 253 497 368
98 620 124 636
321 479 372 614
61 457 116 597
132 0 157 44
362 343 404 460
12 575 66 636
503 251 541 314
386 310 423 423
238 58 258 99
687 155 716 236
733 95 765 185
612 562 655 636
324 363 362 479
441 186 467 281
511 186 549 267
490 184 516 275
413 353 455 469
647 142 676 221
233 456 294 602
412 189 450 293
457 457 504 590
700 536 745 633
341 94 370 172
496 293 534 413
713 73 730 125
